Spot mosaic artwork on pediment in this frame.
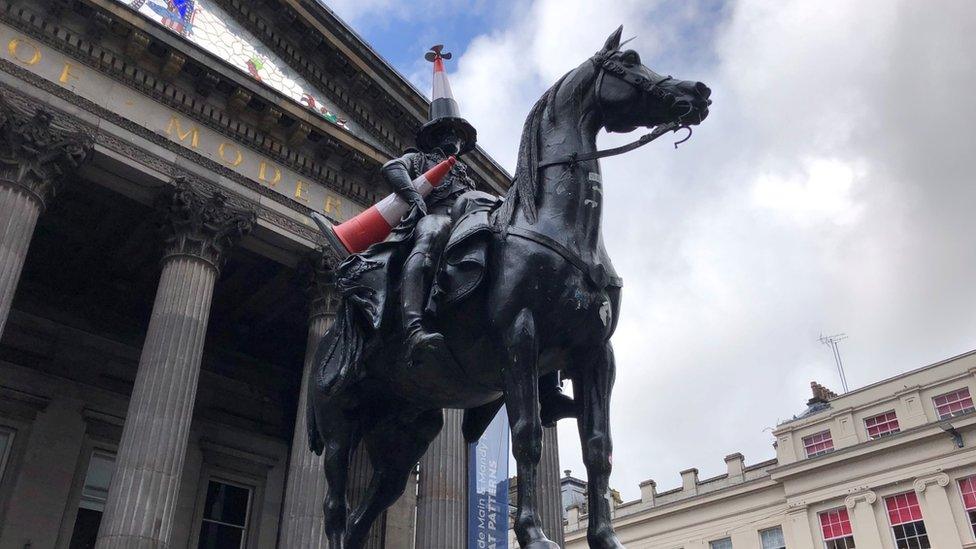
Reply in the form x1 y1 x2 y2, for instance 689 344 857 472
117 0 364 137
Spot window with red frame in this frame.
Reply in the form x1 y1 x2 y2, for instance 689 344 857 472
803 430 835 458
885 492 930 548
819 508 855 549
960 476 976 536
864 411 900 439
934 387 975 419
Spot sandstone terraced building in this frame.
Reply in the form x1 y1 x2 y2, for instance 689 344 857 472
563 350 976 549
0 1 573 548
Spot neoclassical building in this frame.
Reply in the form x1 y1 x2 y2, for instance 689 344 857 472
562 350 976 549
0 1 563 548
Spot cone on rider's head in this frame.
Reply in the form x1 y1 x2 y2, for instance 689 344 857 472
417 45 476 155
311 156 457 257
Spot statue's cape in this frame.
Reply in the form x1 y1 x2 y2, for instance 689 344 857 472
306 209 417 455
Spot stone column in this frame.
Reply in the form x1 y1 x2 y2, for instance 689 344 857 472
278 250 339 548
349 443 386 549
914 473 964 548
415 408 466 548
95 180 254 549
844 490 884 549
0 97 93 337
384 467 419 549
538 426 564 546
0 399 87 549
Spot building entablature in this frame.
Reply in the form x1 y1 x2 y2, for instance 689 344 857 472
772 349 976 465
0 0 509 258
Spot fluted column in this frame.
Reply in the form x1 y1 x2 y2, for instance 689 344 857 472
278 250 340 548
95 180 254 549
415 408 466 548
348 443 386 549
0 96 92 337
538 426 564 546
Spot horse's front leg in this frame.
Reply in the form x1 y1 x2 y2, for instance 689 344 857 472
573 344 624 549
503 308 558 549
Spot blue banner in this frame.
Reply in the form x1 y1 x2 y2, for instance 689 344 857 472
467 406 510 549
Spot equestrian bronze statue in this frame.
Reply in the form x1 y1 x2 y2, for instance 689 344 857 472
307 26 711 548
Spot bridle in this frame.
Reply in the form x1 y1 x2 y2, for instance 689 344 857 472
537 49 693 170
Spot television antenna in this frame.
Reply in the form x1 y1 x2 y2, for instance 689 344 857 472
818 333 850 393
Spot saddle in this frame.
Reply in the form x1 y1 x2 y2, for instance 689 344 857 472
428 190 501 316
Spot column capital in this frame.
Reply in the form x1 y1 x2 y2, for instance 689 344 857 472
156 178 256 273
300 247 341 320
914 472 950 494
845 488 878 509
0 95 94 208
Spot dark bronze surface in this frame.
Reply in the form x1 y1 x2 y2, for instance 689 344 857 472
307 26 711 548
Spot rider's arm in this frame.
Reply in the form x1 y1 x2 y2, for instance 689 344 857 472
382 154 426 214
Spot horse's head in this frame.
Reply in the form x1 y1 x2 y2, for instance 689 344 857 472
594 26 711 133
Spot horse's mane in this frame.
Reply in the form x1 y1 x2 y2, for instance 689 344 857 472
494 59 598 228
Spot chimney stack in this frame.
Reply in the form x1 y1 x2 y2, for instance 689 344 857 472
809 381 837 405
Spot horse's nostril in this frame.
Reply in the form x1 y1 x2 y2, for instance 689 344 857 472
695 82 711 100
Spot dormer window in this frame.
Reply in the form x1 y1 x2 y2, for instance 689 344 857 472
802 430 834 458
864 410 900 439
934 387 975 419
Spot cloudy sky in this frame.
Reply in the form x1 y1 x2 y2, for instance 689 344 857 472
322 0 976 500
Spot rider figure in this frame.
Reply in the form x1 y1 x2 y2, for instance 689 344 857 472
383 126 475 360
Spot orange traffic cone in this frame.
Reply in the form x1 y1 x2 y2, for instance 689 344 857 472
312 156 457 257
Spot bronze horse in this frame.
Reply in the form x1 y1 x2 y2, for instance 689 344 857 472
308 26 711 548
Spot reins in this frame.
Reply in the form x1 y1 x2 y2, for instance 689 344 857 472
536 121 690 170
536 50 694 171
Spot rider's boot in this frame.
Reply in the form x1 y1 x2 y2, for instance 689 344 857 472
540 371 577 426
402 249 446 363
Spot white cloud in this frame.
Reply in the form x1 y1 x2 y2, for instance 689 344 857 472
455 0 976 501
333 0 976 502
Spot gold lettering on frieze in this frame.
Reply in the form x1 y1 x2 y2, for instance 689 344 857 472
258 161 282 188
217 142 243 167
294 180 310 203
165 115 200 148
59 62 79 86
324 195 343 218
7 38 41 66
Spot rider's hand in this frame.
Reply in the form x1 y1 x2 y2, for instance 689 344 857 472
404 192 427 216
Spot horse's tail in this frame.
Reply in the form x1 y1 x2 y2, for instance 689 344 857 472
306 301 365 455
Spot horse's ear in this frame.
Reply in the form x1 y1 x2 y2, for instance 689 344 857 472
603 25 623 52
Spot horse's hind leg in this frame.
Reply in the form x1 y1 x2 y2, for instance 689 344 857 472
344 409 443 549
503 308 558 549
571 344 624 549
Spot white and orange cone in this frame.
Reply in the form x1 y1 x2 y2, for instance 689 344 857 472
312 156 457 256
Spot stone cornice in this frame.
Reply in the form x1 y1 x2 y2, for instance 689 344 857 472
157 177 256 272
0 0 383 207
0 93 93 208
0 80 327 245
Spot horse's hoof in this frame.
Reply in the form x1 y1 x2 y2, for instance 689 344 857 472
525 540 560 549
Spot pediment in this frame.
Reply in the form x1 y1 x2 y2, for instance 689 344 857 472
117 0 362 138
